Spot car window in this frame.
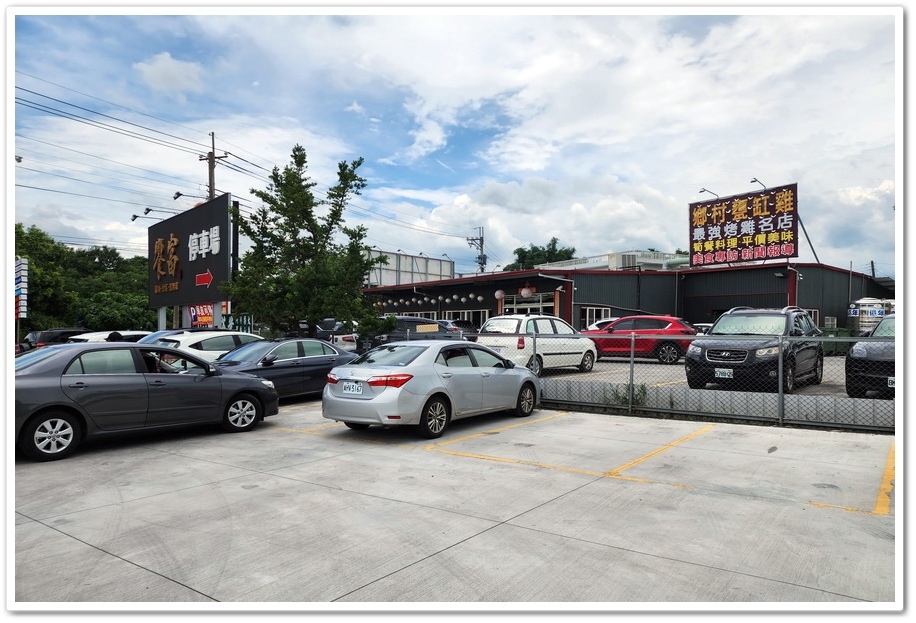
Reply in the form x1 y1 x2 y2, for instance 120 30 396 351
469 348 504 368
712 315 786 336
613 319 637 331
354 344 426 366
148 349 207 374
553 319 575 334
237 335 261 345
65 349 137 374
273 342 300 360
530 318 555 334
438 347 474 368
302 341 329 357
194 335 239 352
638 319 668 330
872 317 895 337
481 318 520 334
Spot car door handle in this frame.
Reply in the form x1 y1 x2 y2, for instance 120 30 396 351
440 372 453 378
67 382 89 389
148 380 167 387
481 372 492 378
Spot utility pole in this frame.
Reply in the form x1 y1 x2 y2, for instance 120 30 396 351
467 226 486 273
200 132 228 199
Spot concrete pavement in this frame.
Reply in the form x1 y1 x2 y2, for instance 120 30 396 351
12 397 898 612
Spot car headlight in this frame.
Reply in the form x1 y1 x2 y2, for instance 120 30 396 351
849 343 868 358
686 344 701 356
261 379 276 389
755 346 780 358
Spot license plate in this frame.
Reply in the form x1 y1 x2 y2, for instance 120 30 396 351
490 346 504 354
888 377 895 388
342 381 363 395
714 368 734 379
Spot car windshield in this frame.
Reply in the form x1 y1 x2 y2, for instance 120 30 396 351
219 340 277 361
352 344 427 366
480 318 521 334
872 317 895 337
710 315 787 336
15 344 69 371
137 330 180 344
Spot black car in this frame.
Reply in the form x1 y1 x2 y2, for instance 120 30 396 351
214 338 358 398
363 316 466 351
21 327 87 350
15 343 280 461
845 313 895 398
436 319 479 341
684 306 823 393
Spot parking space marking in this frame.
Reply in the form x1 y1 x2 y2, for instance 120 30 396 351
604 424 715 478
280 409 895 516
809 440 895 516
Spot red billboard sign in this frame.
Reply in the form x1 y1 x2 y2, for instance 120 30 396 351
689 183 799 267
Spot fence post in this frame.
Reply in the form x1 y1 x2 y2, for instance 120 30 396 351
777 335 785 426
628 333 636 413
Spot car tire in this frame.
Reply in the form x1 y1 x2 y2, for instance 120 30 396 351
514 383 536 417
222 392 262 432
344 422 370 430
527 355 543 377
418 396 450 439
686 375 706 390
20 411 81 462
20 411 82 461
812 353 824 385
655 342 681 365
579 351 595 372
781 360 796 394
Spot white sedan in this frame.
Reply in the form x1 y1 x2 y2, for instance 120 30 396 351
322 340 540 439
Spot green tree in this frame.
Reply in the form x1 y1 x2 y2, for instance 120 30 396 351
15 224 157 337
503 237 576 271
223 144 387 336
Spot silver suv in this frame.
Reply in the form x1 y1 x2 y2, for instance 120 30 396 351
476 314 597 376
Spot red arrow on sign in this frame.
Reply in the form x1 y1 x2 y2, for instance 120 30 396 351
195 269 214 288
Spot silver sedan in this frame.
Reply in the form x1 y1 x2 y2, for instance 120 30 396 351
322 340 540 439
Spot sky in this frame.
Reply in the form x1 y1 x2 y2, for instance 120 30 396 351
9 5 902 281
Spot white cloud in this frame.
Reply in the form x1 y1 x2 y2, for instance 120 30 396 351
132 52 205 98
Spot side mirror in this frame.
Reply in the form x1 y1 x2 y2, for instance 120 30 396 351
261 353 278 365
503 360 515 369
205 364 218 376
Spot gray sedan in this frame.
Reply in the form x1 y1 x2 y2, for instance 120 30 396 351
322 340 540 439
15 343 280 461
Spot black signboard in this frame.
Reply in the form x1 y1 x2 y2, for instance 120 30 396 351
688 183 799 268
147 193 232 307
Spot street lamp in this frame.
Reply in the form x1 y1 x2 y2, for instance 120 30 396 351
750 178 766 191
130 214 159 222
699 188 719 199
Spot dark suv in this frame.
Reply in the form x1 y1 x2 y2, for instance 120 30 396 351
684 306 823 393
365 316 465 351
21 327 87 350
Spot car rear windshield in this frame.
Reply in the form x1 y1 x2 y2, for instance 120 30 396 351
710 315 788 336
352 344 427 366
872 317 895 337
15 344 68 371
480 318 521 334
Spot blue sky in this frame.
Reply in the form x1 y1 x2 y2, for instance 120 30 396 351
10 7 901 280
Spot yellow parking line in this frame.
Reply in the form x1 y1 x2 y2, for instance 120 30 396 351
873 440 895 515
604 424 715 477
423 412 571 450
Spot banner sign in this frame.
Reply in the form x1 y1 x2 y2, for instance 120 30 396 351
147 194 232 307
15 257 28 319
689 183 799 268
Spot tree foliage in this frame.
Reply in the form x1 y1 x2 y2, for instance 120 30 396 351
14 223 157 338
503 237 576 271
222 144 387 336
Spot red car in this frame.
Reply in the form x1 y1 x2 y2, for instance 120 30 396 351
582 315 697 364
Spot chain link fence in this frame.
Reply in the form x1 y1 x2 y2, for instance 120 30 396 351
493 333 896 433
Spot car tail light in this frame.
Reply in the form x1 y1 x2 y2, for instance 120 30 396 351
367 373 413 388
517 336 526 349
342 335 355 343
327 372 339 384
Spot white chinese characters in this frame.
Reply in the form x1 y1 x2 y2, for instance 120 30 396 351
188 226 221 261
